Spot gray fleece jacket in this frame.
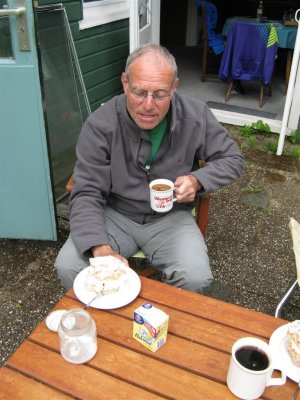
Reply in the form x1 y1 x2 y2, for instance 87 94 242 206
70 92 244 256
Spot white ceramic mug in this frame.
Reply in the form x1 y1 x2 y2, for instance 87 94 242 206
149 179 176 212
227 337 286 399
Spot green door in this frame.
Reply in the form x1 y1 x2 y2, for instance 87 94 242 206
0 0 57 240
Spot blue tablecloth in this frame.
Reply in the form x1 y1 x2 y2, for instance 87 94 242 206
222 17 297 49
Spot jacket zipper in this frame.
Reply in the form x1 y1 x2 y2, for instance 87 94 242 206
145 165 151 183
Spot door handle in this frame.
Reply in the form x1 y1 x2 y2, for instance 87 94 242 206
0 7 25 16
0 0 30 51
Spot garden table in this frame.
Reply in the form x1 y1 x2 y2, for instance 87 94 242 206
0 277 297 399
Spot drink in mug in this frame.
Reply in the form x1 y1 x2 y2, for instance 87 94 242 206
149 179 176 212
235 345 269 371
151 183 172 191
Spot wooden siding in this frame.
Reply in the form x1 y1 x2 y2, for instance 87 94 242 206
38 0 129 111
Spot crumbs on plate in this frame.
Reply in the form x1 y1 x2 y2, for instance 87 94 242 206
286 320 300 367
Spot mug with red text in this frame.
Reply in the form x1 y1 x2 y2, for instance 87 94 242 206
149 179 176 212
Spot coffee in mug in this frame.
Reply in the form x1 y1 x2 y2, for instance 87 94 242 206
149 179 176 212
151 183 171 191
235 345 269 371
227 337 286 399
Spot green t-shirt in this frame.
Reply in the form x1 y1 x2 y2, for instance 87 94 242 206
146 117 168 166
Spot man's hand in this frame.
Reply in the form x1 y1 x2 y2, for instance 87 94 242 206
91 245 129 266
174 175 202 203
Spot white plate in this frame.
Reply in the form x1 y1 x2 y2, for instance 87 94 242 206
269 324 300 382
73 266 141 309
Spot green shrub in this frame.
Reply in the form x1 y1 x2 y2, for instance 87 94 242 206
253 120 271 135
291 147 300 158
289 130 300 145
247 135 257 147
239 120 271 137
263 140 277 154
240 124 255 137
238 121 300 157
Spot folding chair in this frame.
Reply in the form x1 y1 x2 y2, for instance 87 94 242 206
198 0 225 82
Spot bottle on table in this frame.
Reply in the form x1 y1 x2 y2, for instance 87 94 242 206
256 0 263 22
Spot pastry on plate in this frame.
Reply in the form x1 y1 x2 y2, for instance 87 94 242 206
86 256 129 295
286 320 300 367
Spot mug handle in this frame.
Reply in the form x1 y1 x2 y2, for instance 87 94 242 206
172 188 177 202
266 368 286 387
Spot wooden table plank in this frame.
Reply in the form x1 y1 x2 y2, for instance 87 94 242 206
28 323 238 400
7 341 166 400
61 294 246 353
28 296 295 400
68 277 286 339
30 298 230 383
0 367 74 400
130 277 286 336
107 300 267 351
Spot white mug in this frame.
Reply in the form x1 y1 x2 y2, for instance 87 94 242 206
149 179 176 212
227 337 286 399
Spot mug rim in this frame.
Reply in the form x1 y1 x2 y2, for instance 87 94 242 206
149 179 174 191
232 337 273 374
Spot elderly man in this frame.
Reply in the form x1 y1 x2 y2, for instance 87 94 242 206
55 43 244 293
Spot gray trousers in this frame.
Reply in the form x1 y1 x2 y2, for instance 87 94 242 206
55 207 213 293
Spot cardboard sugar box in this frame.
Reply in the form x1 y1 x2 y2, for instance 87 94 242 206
133 302 169 352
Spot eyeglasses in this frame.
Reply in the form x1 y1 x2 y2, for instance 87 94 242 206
127 81 171 102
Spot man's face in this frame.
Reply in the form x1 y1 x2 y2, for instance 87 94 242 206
121 53 179 130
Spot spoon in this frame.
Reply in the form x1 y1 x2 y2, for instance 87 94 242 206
84 283 105 310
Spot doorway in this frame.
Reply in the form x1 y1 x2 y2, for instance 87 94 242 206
159 0 298 126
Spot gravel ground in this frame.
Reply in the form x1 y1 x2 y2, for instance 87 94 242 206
1 128 300 367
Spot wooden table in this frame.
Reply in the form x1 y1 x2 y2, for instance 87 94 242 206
0 277 297 399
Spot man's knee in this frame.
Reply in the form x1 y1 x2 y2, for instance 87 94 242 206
185 267 213 293
163 257 213 293
179 260 213 293
55 235 88 290
55 249 72 290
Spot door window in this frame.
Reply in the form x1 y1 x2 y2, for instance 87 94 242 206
139 0 150 30
0 1 13 59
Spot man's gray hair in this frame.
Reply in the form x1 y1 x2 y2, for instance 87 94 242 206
125 43 178 81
